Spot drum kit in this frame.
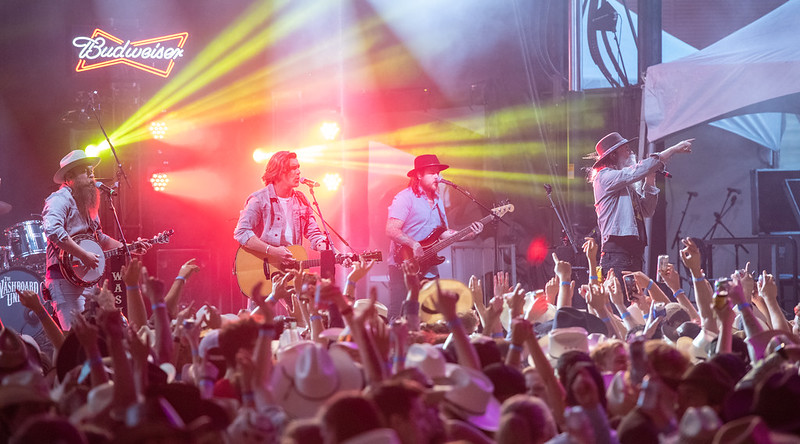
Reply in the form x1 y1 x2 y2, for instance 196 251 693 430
1 201 51 347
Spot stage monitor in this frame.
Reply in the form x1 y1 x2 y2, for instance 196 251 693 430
752 169 800 234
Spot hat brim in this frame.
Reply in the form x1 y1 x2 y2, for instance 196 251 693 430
54 156 101 184
592 137 638 168
407 164 449 177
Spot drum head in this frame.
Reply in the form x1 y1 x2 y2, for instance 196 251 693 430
0 267 48 353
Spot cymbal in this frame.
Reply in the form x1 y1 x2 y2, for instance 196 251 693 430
0 201 11 215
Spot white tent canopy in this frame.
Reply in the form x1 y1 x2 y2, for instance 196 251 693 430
643 0 800 144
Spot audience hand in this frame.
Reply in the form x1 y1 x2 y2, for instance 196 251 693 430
680 237 703 276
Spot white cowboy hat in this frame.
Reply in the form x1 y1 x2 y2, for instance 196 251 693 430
405 342 458 384
269 341 364 419
442 365 501 432
53 150 100 184
353 298 389 320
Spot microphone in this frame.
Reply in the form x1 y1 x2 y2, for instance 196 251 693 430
687 191 698 197
727 187 741 194
299 177 320 188
95 181 117 196
544 184 553 195
438 178 457 187
656 168 672 178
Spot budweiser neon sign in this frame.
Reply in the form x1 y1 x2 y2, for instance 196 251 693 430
73 29 189 78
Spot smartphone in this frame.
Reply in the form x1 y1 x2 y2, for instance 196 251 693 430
656 255 669 283
713 277 731 309
623 274 639 301
629 338 647 385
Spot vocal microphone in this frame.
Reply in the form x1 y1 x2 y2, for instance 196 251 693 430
656 169 672 178
687 191 698 197
300 177 320 187
438 178 457 187
727 187 741 194
95 181 117 196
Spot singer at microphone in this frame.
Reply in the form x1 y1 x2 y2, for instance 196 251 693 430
95 181 117 196
586 132 694 275
300 177 320 187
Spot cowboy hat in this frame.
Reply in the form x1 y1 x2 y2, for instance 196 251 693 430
405 342 459 384
269 341 364 419
418 279 473 323
592 132 637 168
442 365 501 432
53 150 101 184
407 154 449 177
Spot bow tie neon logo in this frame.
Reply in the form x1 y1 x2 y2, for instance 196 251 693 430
73 29 189 78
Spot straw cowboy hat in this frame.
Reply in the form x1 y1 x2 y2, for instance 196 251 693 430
53 150 100 184
269 341 364 419
417 279 473 323
407 154 449 177
592 132 637 168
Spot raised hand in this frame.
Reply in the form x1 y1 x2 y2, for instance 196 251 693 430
16 289 43 312
469 275 487 321
582 237 598 265
493 271 511 300
544 276 558 304
734 262 755 300
505 283 526 319
72 311 99 352
552 252 572 281
757 270 778 301
659 263 680 292
433 282 460 322
95 279 117 312
680 237 702 276
525 293 549 323
348 257 375 284
605 269 625 308
177 258 200 280
121 258 142 287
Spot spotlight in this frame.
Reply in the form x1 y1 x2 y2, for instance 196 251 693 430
252 148 272 163
150 173 170 192
150 121 168 140
322 173 342 191
319 122 340 141
84 144 101 157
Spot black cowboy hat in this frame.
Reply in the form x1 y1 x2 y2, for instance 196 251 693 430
407 154 449 177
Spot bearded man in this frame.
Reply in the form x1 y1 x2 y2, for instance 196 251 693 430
42 150 126 329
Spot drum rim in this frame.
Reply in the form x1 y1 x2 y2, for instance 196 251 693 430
4 219 44 233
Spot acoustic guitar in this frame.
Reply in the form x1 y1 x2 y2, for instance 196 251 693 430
59 229 174 287
397 203 514 275
234 245 382 299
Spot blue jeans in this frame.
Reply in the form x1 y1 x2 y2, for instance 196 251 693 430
46 278 91 330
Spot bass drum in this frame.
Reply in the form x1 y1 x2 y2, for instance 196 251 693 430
0 268 51 357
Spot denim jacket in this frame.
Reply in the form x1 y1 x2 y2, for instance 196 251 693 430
233 183 326 250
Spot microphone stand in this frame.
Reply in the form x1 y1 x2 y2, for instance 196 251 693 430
86 94 131 260
544 184 578 255
670 192 696 283
441 181 510 276
702 189 748 270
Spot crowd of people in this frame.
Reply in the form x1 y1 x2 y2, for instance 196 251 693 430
2 234 799 444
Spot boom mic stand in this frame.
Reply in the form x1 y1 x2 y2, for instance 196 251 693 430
440 179 510 277
544 184 578 255
86 92 131 260
702 188 748 271
671 191 697 283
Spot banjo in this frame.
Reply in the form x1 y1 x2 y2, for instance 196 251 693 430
59 229 174 287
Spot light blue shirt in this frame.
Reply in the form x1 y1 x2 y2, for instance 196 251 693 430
387 187 448 266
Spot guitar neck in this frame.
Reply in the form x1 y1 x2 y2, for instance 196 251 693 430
423 212 499 256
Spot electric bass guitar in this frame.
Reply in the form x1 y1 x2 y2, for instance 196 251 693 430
59 230 174 287
234 245 382 299
397 203 514 274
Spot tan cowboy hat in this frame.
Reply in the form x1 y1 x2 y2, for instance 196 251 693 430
54 150 100 184
418 279 473 323
592 132 637 168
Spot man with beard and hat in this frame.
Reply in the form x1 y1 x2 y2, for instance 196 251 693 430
43 150 147 330
586 133 693 275
385 154 483 320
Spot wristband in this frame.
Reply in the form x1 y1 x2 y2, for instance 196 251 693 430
645 280 654 293
692 275 706 282
310 315 322 322
446 318 462 329
589 276 598 280
737 302 752 311
509 343 523 352
393 355 405 363
126 285 140 291
620 311 631 320
340 306 354 317
673 289 686 297
241 392 255 404
643 313 649 320
346 279 357 288
560 281 571 286
601 316 611 323
265 294 276 304
491 331 504 339
151 302 166 310
259 326 276 340
191 349 199 357
175 276 186 282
